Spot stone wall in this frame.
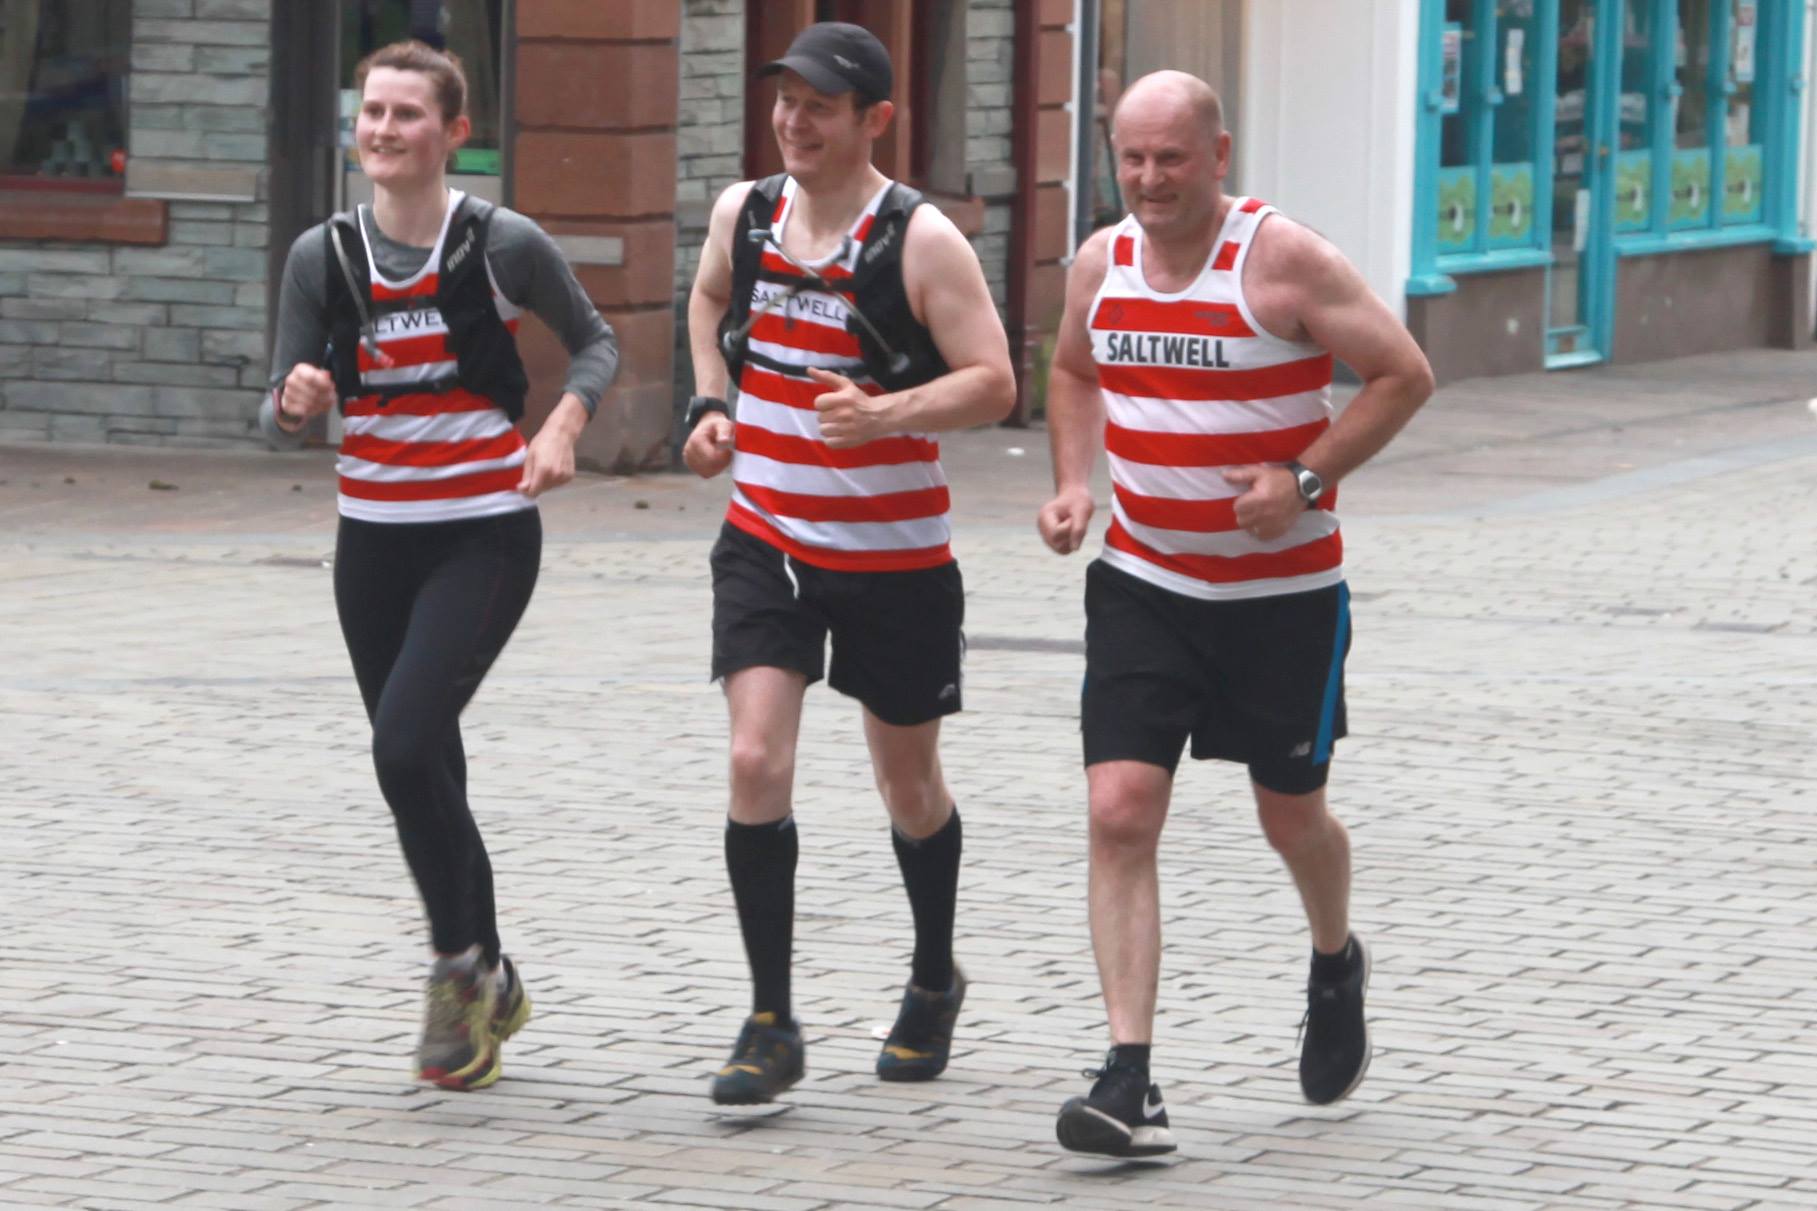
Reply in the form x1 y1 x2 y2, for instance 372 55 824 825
964 0 1017 314
0 0 273 446
672 0 747 407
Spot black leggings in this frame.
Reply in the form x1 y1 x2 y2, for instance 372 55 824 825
334 509 542 965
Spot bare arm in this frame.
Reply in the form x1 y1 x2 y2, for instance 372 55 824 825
1036 228 1113 555
815 206 1016 448
1226 219 1435 538
681 181 751 476
889 206 1017 432
687 181 750 402
1272 227 1432 483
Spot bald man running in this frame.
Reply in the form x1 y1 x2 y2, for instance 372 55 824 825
1038 71 1434 1157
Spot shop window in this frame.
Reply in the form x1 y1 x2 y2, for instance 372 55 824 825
1433 0 1547 262
1721 0 1764 224
1622 0 1768 237
0 0 131 193
340 1 505 179
1412 0 1801 297
1613 2 1660 231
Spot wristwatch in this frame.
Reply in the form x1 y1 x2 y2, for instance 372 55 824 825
1283 459 1324 507
685 394 730 429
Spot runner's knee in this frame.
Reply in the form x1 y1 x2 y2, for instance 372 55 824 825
1256 792 1331 857
728 735 794 801
1089 793 1164 851
371 724 439 798
877 769 949 835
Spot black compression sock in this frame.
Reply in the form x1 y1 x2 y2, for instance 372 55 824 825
1109 1043 1151 1075
725 816 798 1022
891 807 962 991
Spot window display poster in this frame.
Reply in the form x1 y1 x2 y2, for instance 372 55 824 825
1441 24 1463 115
1733 2 1757 84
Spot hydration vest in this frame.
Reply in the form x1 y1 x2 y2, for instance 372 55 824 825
323 195 530 422
719 173 949 394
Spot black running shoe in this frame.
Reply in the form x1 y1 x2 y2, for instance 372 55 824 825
710 1012 805 1105
1055 1055 1177 1157
1299 934 1372 1104
876 968 966 1082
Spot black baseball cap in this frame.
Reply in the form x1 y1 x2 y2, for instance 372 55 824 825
758 22 893 104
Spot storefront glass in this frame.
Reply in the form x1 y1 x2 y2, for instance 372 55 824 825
1431 1 1553 261
339 0 505 190
1411 0 1805 363
0 0 130 191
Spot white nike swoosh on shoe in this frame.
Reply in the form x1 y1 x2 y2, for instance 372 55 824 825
1079 1104 1132 1138
1143 1090 1165 1119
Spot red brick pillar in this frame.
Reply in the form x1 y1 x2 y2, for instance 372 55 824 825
1007 0 1075 424
514 1 679 472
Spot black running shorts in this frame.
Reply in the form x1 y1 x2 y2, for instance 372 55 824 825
1081 558 1350 794
709 522 965 727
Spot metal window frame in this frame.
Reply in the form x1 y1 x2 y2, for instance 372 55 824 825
1618 0 1806 253
1410 0 1558 294
1412 0 1808 297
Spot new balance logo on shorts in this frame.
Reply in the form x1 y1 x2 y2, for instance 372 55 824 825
1290 741 1312 758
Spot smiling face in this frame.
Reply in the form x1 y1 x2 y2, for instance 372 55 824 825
1112 79 1231 242
356 66 470 190
770 71 891 187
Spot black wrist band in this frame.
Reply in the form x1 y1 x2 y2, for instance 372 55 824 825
685 395 730 429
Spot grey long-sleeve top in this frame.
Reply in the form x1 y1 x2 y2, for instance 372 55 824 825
259 203 617 446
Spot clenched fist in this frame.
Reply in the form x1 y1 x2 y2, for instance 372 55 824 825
276 364 337 429
684 413 736 478
1038 486 1096 555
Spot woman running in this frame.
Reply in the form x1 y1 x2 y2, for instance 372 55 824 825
260 40 617 1090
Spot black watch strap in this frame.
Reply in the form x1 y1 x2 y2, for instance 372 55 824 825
686 394 729 429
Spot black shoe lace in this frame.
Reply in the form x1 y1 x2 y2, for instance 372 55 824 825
734 1028 767 1065
1082 1059 1148 1105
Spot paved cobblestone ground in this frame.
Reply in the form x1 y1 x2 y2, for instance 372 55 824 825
2 349 1814 1209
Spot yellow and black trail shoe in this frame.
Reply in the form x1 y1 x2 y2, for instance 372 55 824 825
710 1012 805 1105
416 947 500 1091
876 968 966 1082
491 955 532 1048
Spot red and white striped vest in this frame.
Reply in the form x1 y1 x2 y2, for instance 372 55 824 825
336 192 531 524
1090 200 1341 600
725 177 952 572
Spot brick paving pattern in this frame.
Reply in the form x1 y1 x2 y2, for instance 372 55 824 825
1 349 1813 1208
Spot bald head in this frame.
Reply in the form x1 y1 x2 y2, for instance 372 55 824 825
1112 70 1224 144
1106 70 1230 241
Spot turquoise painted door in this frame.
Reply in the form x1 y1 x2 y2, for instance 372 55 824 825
1546 0 1620 366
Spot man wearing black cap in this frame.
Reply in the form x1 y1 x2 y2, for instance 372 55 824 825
682 22 1016 1105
